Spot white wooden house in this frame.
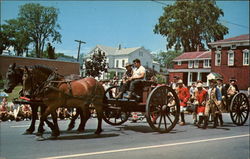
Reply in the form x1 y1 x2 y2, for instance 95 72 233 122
83 44 160 79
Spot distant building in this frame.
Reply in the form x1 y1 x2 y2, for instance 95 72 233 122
168 50 211 86
84 44 160 79
208 34 250 90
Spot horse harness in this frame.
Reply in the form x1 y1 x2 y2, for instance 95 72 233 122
43 74 100 104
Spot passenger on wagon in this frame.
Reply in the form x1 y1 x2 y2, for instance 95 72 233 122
226 77 239 103
204 79 222 129
114 63 133 99
124 59 146 99
170 76 179 90
176 79 190 126
195 83 207 128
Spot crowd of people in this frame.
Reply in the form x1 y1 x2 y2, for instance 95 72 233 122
0 97 32 122
170 76 239 129
0 97 79 122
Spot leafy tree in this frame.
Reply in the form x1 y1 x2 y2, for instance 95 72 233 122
154 50 182 69
85 50 108 78
18 3 61 58
0 27 11 55
154 0 228 52
1 19 31 56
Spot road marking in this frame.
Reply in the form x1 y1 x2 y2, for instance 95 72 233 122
39 134 249 159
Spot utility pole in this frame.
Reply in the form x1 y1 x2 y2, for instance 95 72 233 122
75 40 86 62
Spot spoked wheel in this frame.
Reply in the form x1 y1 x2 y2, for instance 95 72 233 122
230 93 250 126
145 85 180 133
103 86 129 126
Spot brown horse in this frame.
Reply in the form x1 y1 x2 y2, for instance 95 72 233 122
22 66 105 139
4 63 54 134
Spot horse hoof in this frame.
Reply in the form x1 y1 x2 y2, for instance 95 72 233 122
23 130 33 135
67 127 74 131
36 136 45 141
67 125 75 131
47 135 57 140
77 129 84 133
95 129 103 135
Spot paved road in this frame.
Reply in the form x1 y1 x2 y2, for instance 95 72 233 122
0 113 249 159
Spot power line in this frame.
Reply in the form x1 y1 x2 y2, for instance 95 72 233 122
219 19 249 29
151 0 169 6
151 0 249 29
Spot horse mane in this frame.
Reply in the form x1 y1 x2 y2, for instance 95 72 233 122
31 65 54 75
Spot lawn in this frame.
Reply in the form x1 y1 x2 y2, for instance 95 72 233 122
0 85 22 102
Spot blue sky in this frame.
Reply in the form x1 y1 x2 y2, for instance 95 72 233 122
1 1 249 57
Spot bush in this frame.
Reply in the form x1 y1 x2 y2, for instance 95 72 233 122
0 80 4 89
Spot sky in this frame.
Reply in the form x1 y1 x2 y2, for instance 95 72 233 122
1 0 249 58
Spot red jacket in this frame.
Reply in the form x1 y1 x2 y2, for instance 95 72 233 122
196 89 207 106
177 86 190 106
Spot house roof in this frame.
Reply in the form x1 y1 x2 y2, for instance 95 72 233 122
207 72 223 80
94 44 141 55
173 51 211 61
208 34 250 45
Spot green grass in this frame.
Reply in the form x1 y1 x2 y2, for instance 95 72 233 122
0 85 22 101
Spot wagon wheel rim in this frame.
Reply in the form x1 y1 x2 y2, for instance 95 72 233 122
146 85 180 133
103 86 129 126
230 93 250 126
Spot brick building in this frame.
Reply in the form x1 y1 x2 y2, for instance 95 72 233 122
0 55 80 79
208 34 250 90
168 50 211 86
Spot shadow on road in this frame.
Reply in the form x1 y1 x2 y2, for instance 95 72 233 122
115 125 187 134
46 133 120 140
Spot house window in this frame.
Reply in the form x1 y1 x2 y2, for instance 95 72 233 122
139 51 143 56
116 60 119 68
122 60 125 67
228 50 234 66
203 59 211 68
215 51 221 66
194 60 199 68
243 49 249 66
188 61 193 68
177 61 182 65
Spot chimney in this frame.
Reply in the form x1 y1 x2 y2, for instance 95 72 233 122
118 44 121 50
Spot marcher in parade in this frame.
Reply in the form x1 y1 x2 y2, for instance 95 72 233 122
194 83 207 128
176 79 190 126
189 82 197 125
204 79 222 129
124 59 146 99
114 63 133 99
216 77 226 126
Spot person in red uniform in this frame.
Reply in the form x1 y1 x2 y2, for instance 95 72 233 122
195 83 207 128
176 80 190 126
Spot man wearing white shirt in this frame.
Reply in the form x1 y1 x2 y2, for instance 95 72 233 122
124 59 146 99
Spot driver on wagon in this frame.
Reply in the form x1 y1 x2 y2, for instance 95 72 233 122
124 59 146 99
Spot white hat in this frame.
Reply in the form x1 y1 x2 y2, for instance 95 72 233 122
177 79 183 84
196 83 203 88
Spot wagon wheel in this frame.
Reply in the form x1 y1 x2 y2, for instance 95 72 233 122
103 86 130 126
145 85 180 133
230 93 250 126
